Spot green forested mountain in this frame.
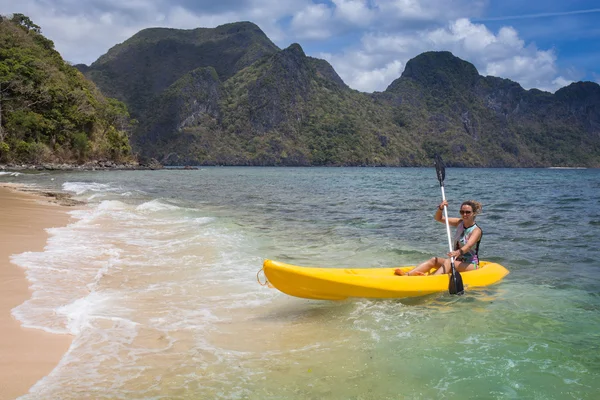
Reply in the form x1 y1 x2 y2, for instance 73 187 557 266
80 22 599 167
0 14 134 164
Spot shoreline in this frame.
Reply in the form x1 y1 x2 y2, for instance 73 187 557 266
2 163 596 170
0 185 75 400
0 160 163 171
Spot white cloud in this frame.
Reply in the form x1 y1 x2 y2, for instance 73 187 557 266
552 76 573 89
290 3 333 39
165 6 238 29
483 52 558 90
289 0 482 40
332 0 375 26
361 32 422 55
428 18 497 52
325 17 576 92
352 59 405 92
321 51 403 92
376 0 434 20
373 0 486 24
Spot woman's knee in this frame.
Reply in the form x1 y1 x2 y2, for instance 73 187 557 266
440 260 452 274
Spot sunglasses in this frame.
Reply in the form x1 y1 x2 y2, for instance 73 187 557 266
459 210 473 215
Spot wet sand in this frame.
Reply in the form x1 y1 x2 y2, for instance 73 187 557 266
0 185 73 400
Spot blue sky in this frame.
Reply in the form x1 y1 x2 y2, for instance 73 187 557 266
2 0 599 93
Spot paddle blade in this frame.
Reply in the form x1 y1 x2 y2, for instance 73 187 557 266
448 262 465 295
434 155 445 185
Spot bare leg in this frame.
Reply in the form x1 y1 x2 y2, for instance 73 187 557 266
433 259 477 275
395 257 443 276
433 258 452 275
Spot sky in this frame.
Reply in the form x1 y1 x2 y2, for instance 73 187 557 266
2 0 599 93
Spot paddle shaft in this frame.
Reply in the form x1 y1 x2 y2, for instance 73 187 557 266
434 155 464 295
439 185 457 266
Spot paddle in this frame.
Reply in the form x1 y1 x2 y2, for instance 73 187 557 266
434 155 465 295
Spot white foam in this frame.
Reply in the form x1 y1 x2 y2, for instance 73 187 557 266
136 199 180 212
56 292 134 335
0 171 21 176
63 181 113 195
460 335 481 345
9 202 135 334
192 217 215 225
96 199 129 211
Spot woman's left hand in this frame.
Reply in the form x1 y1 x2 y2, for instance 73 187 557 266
448 250 461 258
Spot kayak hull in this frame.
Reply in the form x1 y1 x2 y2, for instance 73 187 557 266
262 259 510 300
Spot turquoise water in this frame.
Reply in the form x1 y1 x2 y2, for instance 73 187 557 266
2 167 599 399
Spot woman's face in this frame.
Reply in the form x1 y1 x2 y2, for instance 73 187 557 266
459 205 474 220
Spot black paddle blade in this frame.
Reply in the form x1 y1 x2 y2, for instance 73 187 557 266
448 263 465 295
434 155 445 185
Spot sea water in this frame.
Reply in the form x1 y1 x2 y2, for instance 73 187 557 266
2 167 599 399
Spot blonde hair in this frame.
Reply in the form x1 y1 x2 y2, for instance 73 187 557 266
461 200 482 216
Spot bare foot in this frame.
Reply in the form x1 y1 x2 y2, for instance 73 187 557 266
394 268 405 276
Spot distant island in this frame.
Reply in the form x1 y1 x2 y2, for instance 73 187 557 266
2 14 600 168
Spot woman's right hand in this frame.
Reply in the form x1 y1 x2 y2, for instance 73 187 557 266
438 200 448 210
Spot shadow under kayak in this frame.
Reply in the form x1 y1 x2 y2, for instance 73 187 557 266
261 259 510 300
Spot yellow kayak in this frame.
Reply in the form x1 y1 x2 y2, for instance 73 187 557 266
261 259 510 300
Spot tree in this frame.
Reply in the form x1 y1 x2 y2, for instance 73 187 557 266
0 80 12 143
0 14 135 164
0 82 4 143
10 13 41 33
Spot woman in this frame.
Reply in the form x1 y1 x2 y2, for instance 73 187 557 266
395 200 483 276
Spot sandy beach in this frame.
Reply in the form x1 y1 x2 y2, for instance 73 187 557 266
0 185 73 400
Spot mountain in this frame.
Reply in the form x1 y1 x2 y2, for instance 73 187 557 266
383 51 600 166
0 14 134 165
134 42 414 166
79 25 600 167
76 22 279 121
